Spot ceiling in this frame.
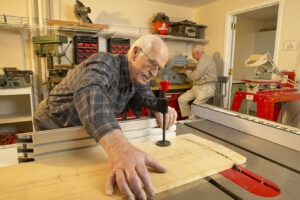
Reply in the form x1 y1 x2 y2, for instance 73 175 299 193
237 5 279 21
148 1 278 21
148 0 218 8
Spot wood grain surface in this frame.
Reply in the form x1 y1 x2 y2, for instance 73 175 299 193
0 134 246 200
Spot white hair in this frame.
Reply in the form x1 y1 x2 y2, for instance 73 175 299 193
192 44 204 53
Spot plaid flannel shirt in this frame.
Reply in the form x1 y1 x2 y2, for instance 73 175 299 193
48 52 156 142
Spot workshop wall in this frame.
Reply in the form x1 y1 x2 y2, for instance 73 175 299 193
0 0 194 72
233 17 265 80
50 0 194 59
192 0 300 77
51 0 192 28
192 0 300 128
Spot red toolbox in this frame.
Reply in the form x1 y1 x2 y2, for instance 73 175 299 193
165 92 183 120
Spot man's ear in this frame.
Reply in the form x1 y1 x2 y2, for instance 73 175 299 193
132 46 139 61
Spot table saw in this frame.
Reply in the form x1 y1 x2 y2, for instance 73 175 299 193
157 104 300 200
157 105 300 200
0 105 299 200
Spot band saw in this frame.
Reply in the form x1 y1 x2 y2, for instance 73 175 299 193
161 55 196 84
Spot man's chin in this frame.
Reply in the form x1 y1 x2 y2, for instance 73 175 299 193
137 78 148 86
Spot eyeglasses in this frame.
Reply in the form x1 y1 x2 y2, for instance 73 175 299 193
139 47 165 74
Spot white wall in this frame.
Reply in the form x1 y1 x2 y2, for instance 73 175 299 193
192 0 300 78
192 0 300 127
0 0 194 71
233 17 265 80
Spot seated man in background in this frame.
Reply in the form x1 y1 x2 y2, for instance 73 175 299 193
34 34 177 200
178 44 217 119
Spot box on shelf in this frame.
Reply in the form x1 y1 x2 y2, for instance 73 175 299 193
170 21 207 39
107 38 130 54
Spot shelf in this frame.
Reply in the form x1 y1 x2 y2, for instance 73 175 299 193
157 34 209 43
0 85 35 131
0 87 32 96
0 15 209 43
98 29 209 43
0 112 32 124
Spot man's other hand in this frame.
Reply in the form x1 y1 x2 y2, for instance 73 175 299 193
99 130 166 200
154 106 177 130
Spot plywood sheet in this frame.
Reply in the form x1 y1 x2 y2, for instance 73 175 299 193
0 134 246 200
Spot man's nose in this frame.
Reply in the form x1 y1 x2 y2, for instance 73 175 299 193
149 68 157 77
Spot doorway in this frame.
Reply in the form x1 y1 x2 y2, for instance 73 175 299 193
223 0 283 109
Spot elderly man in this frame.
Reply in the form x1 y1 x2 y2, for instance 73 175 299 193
34 34 177 200
178 44 217 119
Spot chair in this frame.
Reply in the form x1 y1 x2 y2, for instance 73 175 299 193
207 76 229 106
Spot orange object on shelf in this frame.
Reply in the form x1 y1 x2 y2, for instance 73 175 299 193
153 21 169 35
152 12 170 35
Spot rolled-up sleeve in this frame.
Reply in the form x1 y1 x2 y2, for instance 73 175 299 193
73 60 121 142
74 85 120 142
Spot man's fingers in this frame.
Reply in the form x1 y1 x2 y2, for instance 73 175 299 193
166 107 177 130
156 113 163 128
145 155 167 173
125 169 147 200
136 164 155 198
116 169 135 200
105 172 116 195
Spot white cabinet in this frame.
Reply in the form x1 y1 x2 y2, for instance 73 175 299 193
0 87 35 134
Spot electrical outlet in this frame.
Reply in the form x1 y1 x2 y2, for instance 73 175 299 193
283 40 298 51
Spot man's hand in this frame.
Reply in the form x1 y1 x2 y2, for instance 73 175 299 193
154 106 177 130
99 130 166 200
178 69 192 74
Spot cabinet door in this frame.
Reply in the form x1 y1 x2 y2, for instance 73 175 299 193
0 88 35 146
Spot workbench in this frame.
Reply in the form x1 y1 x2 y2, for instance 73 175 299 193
151 82 192 91
231 89 300 121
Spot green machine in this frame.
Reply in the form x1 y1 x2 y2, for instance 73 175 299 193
32 35 68 69
32 35 71 89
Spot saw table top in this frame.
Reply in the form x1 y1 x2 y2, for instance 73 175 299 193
0 134 245 200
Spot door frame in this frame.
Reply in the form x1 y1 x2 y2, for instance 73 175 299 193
222 0 284 109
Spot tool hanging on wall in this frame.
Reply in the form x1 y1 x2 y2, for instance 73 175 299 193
74 0 92 23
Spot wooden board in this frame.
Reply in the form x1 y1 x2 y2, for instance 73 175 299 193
48 19 108 30
0 134 246 200
17 119 177 160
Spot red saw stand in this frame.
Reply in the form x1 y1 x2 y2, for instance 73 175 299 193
231 79 300 121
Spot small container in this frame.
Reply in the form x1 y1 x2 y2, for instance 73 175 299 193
170 20 207 38
152 12 170 35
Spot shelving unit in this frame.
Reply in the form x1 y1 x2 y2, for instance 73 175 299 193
0 87 35 133
0 15 209 44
